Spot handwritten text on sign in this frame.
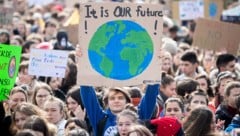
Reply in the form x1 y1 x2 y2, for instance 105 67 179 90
0 44 21 101
29 49 69 78
179 0 204 20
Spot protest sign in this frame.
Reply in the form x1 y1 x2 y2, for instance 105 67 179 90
28 49 69 78
0 6 13 25
0 44 21 101
179 0 204 20
78 2 163 87
172 0 223 20
193 18 240 55
62 25 79 45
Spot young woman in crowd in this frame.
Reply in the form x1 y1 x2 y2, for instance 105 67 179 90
195 74 214 100
11 102 46 135
32 82 53 109
164 97 185 121
43 96 67 136
46 77 66 102
156 72 176 116
116 109 139 136
183 106 216 136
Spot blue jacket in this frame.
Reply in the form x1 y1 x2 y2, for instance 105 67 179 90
225 115 240 133
80 84 159 136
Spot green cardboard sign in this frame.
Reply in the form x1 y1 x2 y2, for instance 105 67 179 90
0 44 22 101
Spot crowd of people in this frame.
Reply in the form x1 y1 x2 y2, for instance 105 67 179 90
1 0 240 136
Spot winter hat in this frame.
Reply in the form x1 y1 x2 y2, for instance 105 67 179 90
151 117 182 136
103 87 131 106
162 37 178 56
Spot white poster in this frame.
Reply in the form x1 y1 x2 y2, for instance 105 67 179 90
179 0 204 20
29 49 69 78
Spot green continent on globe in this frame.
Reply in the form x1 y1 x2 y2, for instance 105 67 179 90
88 20 153 80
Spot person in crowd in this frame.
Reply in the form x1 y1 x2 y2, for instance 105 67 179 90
156 72 176 116
186 90 209 113
32 82 53 109
127 124 153 136
2 85 29 136
53 30 75 50
60 59 77 94
66 86 85 118
17 61 39 98
225 95 240 133
161 51 175 76
127 87 142 106
209 53 239 84
195 74 214 101
183 106 216 136
164 97 184 121
44 96 67 136
46 77 66 102
215 81 240 129
21 41 36 54
175 51 206 82
22 115 54 136
65 117 89 135
80 84 159 136
0 29 10 44
43 19 59 42
176 78 199 101
210 71 235 110
116 109 139 136
11 103 46 134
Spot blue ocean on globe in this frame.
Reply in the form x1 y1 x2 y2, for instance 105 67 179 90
88 20 153 80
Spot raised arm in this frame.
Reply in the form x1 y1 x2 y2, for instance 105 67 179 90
138 84 159 119
80 86 105 132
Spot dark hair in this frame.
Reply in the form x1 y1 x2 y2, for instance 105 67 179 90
22 41 35 54
66 86 84 109
181 51 198 64
161 72 175 88
61 59 77 94
195 74 214 98
22 115 50 136
176 78 199 97
188 90 209 105
65 117 88 131
164 97 184 113
216 54 236 70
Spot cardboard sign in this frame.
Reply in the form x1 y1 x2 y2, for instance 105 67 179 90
78 2 163 86
193 18 240 55
28 49 69 78
62 25 79 46
0 44 21 101
172 0 223 20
